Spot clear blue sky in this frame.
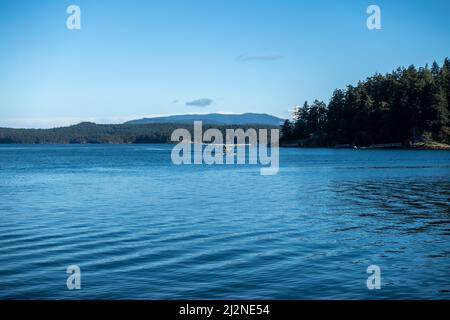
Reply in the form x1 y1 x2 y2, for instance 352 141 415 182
1 0 449 128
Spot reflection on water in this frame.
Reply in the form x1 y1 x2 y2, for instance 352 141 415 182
0 145 449 299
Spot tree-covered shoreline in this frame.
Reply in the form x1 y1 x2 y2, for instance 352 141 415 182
0 122 276 144
281 58 450 149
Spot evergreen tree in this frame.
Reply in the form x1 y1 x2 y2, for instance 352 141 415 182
281 119 294 141
293 101 309 139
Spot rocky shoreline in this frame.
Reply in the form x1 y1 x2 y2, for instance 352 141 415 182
280 141 450 150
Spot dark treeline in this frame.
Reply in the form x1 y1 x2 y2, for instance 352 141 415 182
0 122 275 144
281 58 450 147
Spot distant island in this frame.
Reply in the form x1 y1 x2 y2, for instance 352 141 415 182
280 58 450 150
0 114 280 144
125 113 284 126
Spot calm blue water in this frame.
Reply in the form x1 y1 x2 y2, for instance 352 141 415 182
0 144 449 299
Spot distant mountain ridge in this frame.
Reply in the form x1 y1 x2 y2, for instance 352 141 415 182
124 113 284 126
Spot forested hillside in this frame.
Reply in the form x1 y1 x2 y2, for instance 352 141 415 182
281 58 450 147
0 122 275 144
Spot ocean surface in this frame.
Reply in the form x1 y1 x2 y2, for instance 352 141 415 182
0 144 449 299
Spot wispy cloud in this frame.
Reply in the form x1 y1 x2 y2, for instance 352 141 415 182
236 54 284 62
186 98 213 107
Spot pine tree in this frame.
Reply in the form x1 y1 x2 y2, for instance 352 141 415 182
281 119 294 141
293 101 309 139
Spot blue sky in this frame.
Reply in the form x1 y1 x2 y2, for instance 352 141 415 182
0 0 449 128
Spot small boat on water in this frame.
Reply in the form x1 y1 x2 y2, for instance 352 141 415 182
223 145 234 154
